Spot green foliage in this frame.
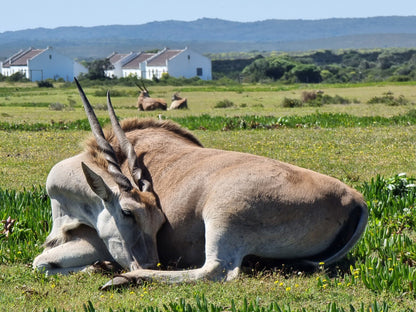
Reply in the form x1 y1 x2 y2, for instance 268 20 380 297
212 56 262 80
3 111 416 132
282 91 353 107
240 48 416 84
83 58 112 80
0 187 50 264
37 80 54 88
49 102 66 111
39 296 391 312
171 112 416 130
214 99 234 108
7 72 29 82
93 88 128 97
241 56 298 82
281 97 303 108
352 174 416 295
291 64 322 83
367 91 410 106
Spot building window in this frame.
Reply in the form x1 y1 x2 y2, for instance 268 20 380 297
196 68 203 76
188 55 191 60
49 55 52 60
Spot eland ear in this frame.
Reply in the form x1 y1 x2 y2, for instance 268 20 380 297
81 162 113 201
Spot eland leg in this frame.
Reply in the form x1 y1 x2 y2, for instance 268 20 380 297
101 220 245 289
33 226 115 275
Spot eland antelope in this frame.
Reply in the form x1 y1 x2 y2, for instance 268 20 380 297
33 80 368 290
169 93 188 110
136 80 167 111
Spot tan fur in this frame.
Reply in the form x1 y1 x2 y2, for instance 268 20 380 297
137 91 167 111
169 93 188 110
83 118 203 169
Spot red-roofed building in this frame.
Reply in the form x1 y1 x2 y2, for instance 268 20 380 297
105 47 211 80
0 47 87 81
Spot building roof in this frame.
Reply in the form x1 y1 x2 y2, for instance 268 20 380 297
107 52 130 65
147 49 184 67
123 52 155 69
2 48 45 68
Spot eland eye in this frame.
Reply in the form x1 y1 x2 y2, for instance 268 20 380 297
121 208 133 217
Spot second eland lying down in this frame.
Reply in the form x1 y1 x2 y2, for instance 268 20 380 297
169 92 188 110
33 79 368 289
136 80 167 111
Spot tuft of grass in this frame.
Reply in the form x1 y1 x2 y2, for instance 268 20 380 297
367 91 410 106
0 187 50 264
214 99 234 108
49 102 65 111
282 97 303 108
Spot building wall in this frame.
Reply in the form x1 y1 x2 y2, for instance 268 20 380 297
1 65 28 78
123 68 145 78
146 65 167 79
28 48 75 81
168 49 212 80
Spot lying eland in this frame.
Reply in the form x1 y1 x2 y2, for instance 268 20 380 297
33 80 368 290
169 92 188 110
136 80 167 111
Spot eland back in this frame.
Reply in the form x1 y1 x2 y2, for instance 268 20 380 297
33 81 368 289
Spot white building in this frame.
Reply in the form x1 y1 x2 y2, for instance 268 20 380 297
105 47 212 80
0 47 87 81
105 52 136 78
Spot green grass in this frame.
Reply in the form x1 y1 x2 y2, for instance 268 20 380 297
2 111 416 131
1 174 416 311
1 82 416 311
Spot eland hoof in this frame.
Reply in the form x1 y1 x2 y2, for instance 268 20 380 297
100 275 138 291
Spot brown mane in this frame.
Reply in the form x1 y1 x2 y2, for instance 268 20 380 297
84 118 203 169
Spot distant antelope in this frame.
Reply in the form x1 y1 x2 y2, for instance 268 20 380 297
169 93 188 110
136 80 167 111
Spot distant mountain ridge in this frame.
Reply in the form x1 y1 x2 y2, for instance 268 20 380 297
1 16 416 59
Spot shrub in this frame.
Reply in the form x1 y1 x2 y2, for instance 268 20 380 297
94 88 126 97
93 103 107 110
281 97 303 108
67 96 76 110
37 80 54 88
214 99 234 108
49 102 65 111
301 90 317 103
388 75 411 82
297 91 351 106
7 72 28 82
367 92 410 106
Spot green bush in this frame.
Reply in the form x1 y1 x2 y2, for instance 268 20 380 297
37 80 54 88
281 97 303 107
49 102 65 111
214 99 234 108
367 91 410 106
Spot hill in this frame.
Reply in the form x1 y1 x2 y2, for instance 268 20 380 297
1 16 416 59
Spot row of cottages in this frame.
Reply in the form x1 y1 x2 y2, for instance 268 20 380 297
0 47 87 81
106 47 212 80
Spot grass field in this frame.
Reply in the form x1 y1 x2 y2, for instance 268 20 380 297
1 81 416 311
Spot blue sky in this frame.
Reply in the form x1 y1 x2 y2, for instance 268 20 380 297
1 0 415 33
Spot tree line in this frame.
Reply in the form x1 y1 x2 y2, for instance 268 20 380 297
212 48 416 83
